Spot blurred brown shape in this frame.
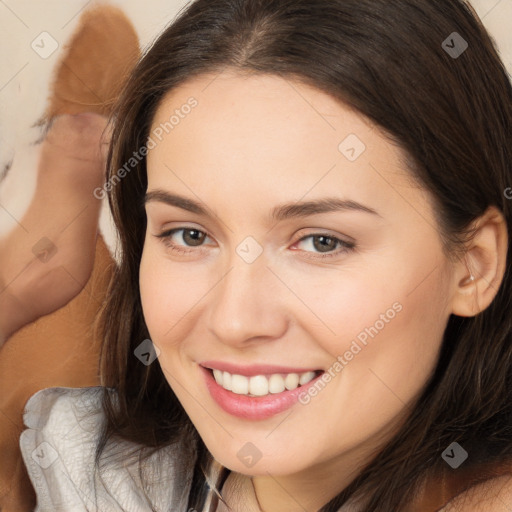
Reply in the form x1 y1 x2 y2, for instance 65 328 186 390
0 4 139 511
0 236 114 511
46 5 140 118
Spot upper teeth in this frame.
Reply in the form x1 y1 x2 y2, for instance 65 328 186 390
212 369 317 397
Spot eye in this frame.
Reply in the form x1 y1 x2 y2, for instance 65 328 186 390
154 227 212 255
293 233 356 260
154 227 356 260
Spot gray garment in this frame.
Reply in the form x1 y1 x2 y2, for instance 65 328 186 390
19 386 195 512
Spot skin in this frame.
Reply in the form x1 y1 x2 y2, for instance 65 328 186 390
139 70 508 512
0 113 108 346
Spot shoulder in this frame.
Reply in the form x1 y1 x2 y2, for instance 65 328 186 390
20 386 114 511
439 472 512 511
20 385 107 436
20 386 194 511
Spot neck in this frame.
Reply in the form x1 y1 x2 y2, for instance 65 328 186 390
219 450 369 512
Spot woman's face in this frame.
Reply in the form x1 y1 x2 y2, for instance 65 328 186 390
140 70 457 482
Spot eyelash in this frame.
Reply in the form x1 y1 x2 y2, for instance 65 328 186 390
154 227 356 260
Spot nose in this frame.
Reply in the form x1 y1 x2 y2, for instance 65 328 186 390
207 252 289 347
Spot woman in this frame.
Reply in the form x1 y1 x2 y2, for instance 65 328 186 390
8 0 512 510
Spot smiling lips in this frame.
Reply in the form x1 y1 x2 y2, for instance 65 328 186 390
200 362 325 420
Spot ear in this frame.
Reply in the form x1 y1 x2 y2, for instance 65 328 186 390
450 206 509 317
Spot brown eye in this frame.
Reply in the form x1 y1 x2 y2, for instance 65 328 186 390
312 235 338 253
182 229 206 246
155 227 211 252
293 233 356 260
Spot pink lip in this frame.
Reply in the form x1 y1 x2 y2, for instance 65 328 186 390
200 365 325 420
200 360 320 377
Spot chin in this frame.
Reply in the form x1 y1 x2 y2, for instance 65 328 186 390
202 436 310 477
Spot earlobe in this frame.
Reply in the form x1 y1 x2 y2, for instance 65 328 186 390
450 206 509 318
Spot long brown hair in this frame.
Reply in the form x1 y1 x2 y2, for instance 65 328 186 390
96 1 512 510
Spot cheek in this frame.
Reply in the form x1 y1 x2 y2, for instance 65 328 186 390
139 246 190 342
138 248 199 403
277 264 449 459
139 243 215 351
274 260 401 347
284 258 449 396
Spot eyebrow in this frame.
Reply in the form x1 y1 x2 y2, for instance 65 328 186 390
144 189 382 222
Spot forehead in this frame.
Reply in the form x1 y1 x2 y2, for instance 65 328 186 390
146 70 427 219
150 70 382 155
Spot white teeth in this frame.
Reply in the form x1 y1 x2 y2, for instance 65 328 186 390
299 371 316 385
231 374 249 394
249 375 268 396
213 369 223 385
223 371 232 391
268 374 285 394
284 373 299 390
211 369 318 397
